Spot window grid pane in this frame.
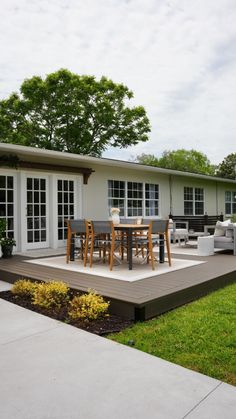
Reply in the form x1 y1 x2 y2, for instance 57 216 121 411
184 187 193 201
145 184 159 216
184 201 193 215
184 187 204 215
127 182 143 216
57 180 75 240
225 190 236 214
0 176 14 239
108 180 125 216
108 180 159 217
26 177 46 243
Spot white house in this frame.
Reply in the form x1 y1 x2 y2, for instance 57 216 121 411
0 142 235 252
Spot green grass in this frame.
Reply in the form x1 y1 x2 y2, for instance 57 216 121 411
109 283 236 386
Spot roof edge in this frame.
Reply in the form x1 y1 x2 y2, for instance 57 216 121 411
0 142 235 184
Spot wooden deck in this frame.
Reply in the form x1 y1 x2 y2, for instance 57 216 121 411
0 252 235 320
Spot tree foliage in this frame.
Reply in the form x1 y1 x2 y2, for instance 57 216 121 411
136 149 215 175
0 69 150 157
215 153 236 179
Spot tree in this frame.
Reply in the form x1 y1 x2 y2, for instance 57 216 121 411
134 153 159 166
215 153 236 179
0 69 150 157
136 149 215 175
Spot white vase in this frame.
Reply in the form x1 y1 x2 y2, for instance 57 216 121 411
112 213 120 225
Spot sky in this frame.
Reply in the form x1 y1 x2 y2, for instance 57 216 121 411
1 0 236 164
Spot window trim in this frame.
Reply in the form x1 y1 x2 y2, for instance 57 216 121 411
225 190 236 216
0 173 16 240
108 179 160 218
184 186 204 216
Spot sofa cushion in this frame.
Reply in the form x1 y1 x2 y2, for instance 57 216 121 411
173 229 188 236
214 236 233 243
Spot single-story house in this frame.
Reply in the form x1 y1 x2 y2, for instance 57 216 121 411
0 142 235 252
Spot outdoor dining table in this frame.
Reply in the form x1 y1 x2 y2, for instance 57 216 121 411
69 222 165 269
115 224 165 270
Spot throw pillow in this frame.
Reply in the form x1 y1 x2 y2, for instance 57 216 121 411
214 220 231 237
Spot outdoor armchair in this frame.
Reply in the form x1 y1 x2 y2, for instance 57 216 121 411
204 222 236 255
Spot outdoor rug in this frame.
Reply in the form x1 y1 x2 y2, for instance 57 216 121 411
26 256 205 282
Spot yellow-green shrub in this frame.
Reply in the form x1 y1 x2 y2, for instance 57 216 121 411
68 289 110 321
32 281 69 310
12 279 39 298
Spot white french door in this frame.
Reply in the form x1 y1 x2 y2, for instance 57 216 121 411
0 173 16 244
56 176 81 246
25 175 49 249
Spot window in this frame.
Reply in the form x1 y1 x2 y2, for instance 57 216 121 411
0 175 14 239
127 182 143 216
225 191 236 215
108 180 125 216
145 184 159 216
184 187 204 215
108 180 159 217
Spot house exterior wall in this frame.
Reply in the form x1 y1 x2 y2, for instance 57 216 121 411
82 164 170 219
171 176 219 216
0 159 236 252
171 176 236 217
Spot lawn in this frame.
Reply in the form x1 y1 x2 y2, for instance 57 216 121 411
109 283 236 386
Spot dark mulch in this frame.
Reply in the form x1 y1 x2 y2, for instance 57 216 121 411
0 290 133 336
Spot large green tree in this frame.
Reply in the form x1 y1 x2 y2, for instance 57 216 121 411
0 69 150 156
136 149 215 175
215 153 236 179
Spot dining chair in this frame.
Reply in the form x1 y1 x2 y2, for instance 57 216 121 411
134 219 150 258
136 219 171 270
86 221 121 270
66 219 87 263
148 219 171 269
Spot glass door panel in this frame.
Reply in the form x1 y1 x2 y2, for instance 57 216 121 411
0 175 15 239
26 176 48 247
57 179 75 241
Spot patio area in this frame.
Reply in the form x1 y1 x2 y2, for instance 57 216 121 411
1 245 235 320
25 253 205 282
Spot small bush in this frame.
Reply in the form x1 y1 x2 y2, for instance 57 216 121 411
12 279 39 298
32 281 69 310
68 289 110 321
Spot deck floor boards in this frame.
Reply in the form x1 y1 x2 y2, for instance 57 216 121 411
0 252 235 319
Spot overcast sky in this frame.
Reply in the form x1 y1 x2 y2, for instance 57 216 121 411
1 0 236 164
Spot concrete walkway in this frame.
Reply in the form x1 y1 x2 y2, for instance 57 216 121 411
0 281 235 419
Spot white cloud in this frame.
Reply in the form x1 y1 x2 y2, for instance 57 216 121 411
0 0 236 164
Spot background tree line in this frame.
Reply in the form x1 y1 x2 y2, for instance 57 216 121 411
0 69 235 179
135 150 236 179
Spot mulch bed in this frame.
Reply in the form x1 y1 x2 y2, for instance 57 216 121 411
0 290 133 336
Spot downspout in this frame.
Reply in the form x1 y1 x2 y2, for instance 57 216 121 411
216 181 218 217
169 175 173 218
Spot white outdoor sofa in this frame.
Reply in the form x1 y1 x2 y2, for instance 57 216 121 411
204 222 236 255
